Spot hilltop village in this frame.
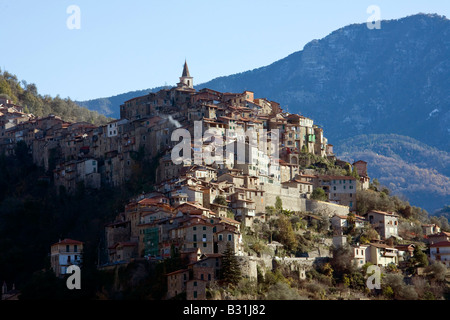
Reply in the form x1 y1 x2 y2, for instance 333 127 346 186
1 62 449 300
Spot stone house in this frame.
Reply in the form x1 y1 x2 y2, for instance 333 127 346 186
108 242 138 263
426 232 450 244
366 210 399 240
50 239 84 277
166 269 190 299
429 241 450 267
352 244 369 268
422 224 441 236
315 175 357 212
366 243 398 267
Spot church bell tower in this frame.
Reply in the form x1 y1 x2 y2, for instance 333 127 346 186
178 60 194 89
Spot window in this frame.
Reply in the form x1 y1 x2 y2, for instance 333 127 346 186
203 226 206 231
228 234 232 241
194 281 197 287
218 234 223 241
66 245 70 252
193 226 197 231
193 291 197 299
74 245 78 253
193 234 197 241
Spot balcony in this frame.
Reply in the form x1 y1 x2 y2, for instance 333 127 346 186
382 251 397 257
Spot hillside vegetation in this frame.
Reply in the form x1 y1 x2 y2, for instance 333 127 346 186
336 134 450 213
0 69 111 125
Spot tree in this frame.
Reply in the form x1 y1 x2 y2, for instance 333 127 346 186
330 244 356 279
274 215 297 252
311 188 328 201
425 261 447 282
346 212 356 234
370 178 380 191
214 195 228 206
221 243 242 286
410 246 429 269
382 273 418 300
275 196 283 213
265 282 304 300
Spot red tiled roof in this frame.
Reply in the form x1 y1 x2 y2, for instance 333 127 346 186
430 241 450 247
368 210 399 217
52 238 83 246
370 243 397 249
428 231 450 237
166 268 189 276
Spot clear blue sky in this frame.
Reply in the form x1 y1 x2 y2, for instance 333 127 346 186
0 0 448 101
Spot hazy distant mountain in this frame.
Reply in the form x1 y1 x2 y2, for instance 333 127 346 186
199 13 450 152
76 13 450 213
337 134 450 213
78 14 450 152
75 86 166 117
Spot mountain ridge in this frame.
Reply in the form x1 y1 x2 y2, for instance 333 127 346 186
77 13 449 151
75 13 450 213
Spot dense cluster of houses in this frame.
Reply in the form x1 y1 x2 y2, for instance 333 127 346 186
0 61 369 215
332 210 450 270
3 62 449 301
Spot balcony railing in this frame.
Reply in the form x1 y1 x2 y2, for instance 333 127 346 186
382 251 397 257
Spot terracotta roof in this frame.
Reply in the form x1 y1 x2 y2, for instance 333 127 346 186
219 216 240 225
293 179 314 185
430 241 450 247
368 210 399 217
332 215 348 220
166 268 189 276
369 243 397 250
428 231 450 237
52 238 83 246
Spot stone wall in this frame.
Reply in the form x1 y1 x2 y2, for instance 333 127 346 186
259 184 307 212
306 199 349 217
236 255 322 280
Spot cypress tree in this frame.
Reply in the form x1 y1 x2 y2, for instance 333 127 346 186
221 242 242 286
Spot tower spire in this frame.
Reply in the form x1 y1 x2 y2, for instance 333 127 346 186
182 60 191 78
178 60 193 89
